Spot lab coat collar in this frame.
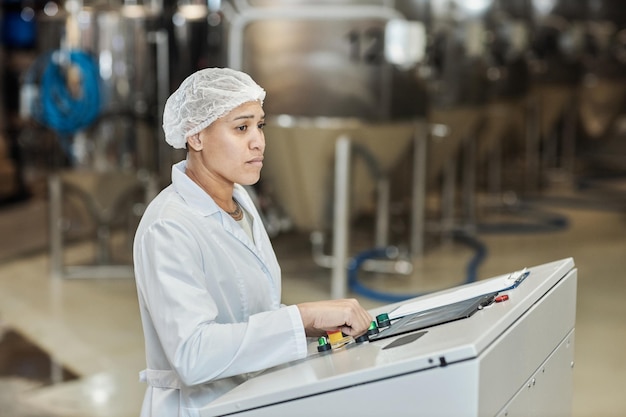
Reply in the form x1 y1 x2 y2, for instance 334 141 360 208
170 160 268 264
171 160 221 217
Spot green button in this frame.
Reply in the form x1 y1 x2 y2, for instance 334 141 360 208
376 313 391 327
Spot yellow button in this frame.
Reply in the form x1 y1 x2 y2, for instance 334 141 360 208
327 330 343 345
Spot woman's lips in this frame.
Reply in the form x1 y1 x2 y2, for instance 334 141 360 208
247 156 264 166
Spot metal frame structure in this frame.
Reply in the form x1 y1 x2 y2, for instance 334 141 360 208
48 171 156 279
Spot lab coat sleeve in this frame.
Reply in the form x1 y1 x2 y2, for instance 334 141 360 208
136 217 308 387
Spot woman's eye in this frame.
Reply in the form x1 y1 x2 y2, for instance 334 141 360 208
258 122 266 129
237 125 247 132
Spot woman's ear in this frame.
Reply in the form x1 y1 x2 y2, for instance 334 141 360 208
186 133 203 151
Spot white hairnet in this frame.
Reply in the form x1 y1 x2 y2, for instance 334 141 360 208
162 67 266 149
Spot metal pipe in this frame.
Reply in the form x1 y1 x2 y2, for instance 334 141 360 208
311 231 412 275
562 92 578 176
462 135 476 231
310 231 334 269
525 95 540 193
49 174 63 280
410 120 428 258
442 155 456 243
96 224 111 264
375 177 390 248
331 136 351 299
149 29 170 183
488 138 502 203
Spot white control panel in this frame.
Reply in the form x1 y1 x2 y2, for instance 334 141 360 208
199 258 577 417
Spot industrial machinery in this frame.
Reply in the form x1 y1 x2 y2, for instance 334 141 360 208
191 258 577 417
17 0 164 278
32 0 164 172
221 1 431 298
218 1 531 298
3 0 623 283
225 2 424 230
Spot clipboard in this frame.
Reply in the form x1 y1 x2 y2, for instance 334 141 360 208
369 292 499 342
388 268 530 320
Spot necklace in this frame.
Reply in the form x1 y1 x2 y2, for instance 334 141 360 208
226 198 243 221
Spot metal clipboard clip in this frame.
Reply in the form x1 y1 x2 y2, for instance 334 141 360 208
501 268 530 291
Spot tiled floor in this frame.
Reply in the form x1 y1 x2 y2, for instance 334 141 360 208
0 184 625 416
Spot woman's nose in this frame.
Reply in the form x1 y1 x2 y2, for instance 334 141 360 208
251 130 265 151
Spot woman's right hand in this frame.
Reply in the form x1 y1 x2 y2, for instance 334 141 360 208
296 299 372 338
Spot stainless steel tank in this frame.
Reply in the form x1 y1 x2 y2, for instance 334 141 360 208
228 1 425 120
220 0 515 232
35 3 162 172
224 1 425 231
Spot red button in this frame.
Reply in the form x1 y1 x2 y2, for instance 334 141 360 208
495 294 509 303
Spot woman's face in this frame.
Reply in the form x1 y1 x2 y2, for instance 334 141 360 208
197 101 266 186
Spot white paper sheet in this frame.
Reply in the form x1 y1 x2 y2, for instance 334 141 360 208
388 269 528 320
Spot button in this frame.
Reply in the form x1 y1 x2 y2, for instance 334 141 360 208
317 336 331 352
495 294 509 303
327 330 352 349
327 330 343 345
367 320 379 335
376 313 391 328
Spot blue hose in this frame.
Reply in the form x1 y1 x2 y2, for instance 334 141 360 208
348 233 487 303
337 129 569 302
36 50 102 135
25 49 103 161
347 201 569 302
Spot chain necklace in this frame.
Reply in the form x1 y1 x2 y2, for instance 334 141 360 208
226 198 243 221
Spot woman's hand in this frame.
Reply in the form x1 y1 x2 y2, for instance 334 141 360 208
296 299 373 338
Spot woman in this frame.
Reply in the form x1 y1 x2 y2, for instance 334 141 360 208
133 67 372 416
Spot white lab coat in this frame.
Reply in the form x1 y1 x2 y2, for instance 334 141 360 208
133 160 308 417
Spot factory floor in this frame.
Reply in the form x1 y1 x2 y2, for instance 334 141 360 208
0 181 625 417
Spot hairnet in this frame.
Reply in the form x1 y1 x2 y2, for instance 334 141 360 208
162 67 266 149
